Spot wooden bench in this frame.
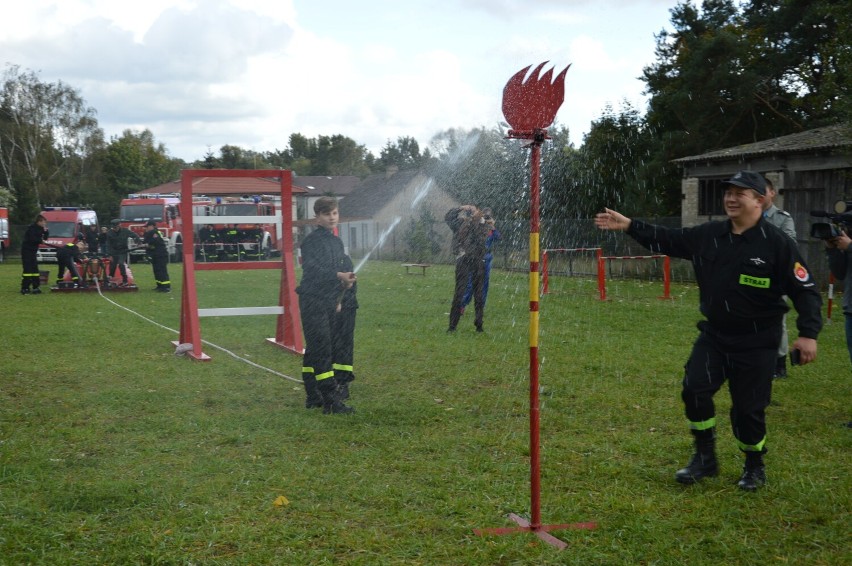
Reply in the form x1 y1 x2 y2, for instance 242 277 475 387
402 263 431 275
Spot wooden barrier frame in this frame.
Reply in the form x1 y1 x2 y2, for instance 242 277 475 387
175 169 303 360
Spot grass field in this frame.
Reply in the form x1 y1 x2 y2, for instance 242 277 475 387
0 259 849 565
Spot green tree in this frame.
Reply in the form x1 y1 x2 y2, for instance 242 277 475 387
0 64 102 222
744 0 851 127
403 209 441 262
643 0 851 152
380 136 429 171
263 133 375 176
103 129 182 195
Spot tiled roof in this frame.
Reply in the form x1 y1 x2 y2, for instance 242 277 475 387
139 176 308 196
338 169 422 220
291 175 360 196
674 122 852 163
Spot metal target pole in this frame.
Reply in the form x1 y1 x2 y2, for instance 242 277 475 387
473 62 597 550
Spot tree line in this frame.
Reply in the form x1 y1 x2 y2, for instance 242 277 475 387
1 0 848 229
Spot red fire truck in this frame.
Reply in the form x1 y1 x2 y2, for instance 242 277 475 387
210 195 283 259
0 207 9 262
119 193 212 262
37 207 99 263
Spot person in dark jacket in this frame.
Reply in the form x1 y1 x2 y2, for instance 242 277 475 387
83 225 100 255
595 170 822 492
105 220 140 287
20 214 48 295
461 208 501 313
297 196 356 414
826 230 852 365
197 224 218 261
97 226 109 254
446 205 490 332
143 220 171 292
56 240 87 287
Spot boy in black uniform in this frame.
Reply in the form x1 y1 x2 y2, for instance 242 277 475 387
143 220 171 292
56 240 87 287
297 196 357 414
595 170 822 491
20 214 48 295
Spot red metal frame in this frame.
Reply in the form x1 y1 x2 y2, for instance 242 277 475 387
474 62 596 550
541 247 602 295
176 169 303 360
596 254 673 301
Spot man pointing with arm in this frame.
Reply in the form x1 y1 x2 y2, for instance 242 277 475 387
595 170 821 491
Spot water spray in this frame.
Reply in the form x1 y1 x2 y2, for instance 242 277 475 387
353 216 402 273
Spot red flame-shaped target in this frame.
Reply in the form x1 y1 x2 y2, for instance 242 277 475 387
502 62 570 132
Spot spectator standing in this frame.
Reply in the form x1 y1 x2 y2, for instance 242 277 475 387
446 205 490 333
762 178 797 378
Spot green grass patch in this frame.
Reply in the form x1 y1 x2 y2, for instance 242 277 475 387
0 260 849 564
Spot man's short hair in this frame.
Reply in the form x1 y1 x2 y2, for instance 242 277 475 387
314 196 338 215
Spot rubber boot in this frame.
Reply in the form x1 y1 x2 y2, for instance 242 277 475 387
336 372 354 400
318 377 354 415
675 428 718 484
737 451 766 491
302 373 323 409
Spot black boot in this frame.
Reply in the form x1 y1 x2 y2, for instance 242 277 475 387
336 373 354 400
302 373 322 409
318 378 354 415
675 429 718 484
737 452 766 491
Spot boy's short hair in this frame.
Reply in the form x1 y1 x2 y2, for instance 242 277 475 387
314 196 339 215
35 214 47 223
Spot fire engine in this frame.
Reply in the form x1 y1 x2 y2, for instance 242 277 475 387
210 195 283 260
0 207 8 262
118 193 212 262
37 207 99 263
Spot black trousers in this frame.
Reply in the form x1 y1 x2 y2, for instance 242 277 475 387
150 254 170 288
682 322 779 452
299 294 337 384
109 254 129 282
57 257 82 284
333 305 357 382
449 254 485 330
21 250 40 290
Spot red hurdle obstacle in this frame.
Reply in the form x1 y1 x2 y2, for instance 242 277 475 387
597 254 672 301
541 247 602 295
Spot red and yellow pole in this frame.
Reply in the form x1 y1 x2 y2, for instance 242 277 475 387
528 139 542 528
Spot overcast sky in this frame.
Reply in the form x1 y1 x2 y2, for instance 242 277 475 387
2 0 676 162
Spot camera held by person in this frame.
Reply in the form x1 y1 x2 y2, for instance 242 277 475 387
810 200 852 240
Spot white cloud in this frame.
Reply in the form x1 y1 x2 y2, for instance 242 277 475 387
0 0 673 160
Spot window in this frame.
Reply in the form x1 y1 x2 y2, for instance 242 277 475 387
698 179 727 216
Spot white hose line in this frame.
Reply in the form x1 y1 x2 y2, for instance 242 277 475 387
92 278 301 383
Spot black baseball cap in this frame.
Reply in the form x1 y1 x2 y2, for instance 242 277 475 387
145 220 157 227
722 170 767 196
